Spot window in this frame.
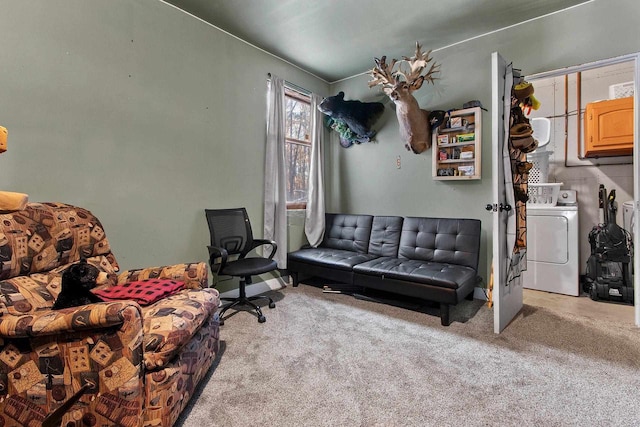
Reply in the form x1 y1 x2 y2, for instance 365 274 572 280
284 88 312 209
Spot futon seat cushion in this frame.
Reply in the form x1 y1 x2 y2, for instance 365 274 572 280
288 248 377 271
141 288 219 370
352 257 477 290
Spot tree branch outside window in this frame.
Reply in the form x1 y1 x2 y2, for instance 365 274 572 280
284 89 311 209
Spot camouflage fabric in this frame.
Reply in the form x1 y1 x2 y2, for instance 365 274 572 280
141 288 219 370
0 256 116 316
117 263 209 290
0 203 220 426
143 312 219 426
0 202 118 279
0 303 144 427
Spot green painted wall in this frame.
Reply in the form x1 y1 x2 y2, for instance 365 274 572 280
2 0 639 292
328 0 640 285
0 0 328 291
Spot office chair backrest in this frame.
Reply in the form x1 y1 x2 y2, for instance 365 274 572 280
205 208 254 257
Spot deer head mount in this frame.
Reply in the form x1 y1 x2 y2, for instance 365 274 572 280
369 42 440 154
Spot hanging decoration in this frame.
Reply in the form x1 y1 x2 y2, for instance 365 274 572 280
318 92 384 148
504 74 542 284
514 81 541 115
368 42 440 154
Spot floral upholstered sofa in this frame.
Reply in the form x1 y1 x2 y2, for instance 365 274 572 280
0 202 220 426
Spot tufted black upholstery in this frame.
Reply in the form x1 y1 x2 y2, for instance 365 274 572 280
287 213 482 326
398 217 481 270
288 248 377 271
323 214 373 253
368 216 404 257
352 258 478 290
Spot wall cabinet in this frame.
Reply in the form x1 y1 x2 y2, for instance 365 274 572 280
584 96 634 158
432 107 482 180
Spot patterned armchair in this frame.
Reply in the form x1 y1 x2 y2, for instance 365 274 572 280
0 202 220 426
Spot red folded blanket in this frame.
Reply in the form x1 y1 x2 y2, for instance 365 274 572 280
93 279 185 306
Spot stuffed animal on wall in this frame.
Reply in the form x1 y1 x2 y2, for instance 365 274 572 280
318 92 384 147
369 42 440 154
52 258 103 309
323 116 372 148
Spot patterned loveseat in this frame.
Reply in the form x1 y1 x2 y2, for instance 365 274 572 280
0 202 220 426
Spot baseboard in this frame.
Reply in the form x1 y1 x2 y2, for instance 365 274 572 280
218 276 288 299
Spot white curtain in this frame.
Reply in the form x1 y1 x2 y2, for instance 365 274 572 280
264 75 287 268
305 93 326 247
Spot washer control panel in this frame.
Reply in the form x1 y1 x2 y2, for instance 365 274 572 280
557 189 577 205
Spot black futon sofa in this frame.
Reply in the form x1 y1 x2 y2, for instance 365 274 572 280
287 214 482 326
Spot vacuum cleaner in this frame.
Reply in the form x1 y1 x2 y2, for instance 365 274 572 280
583 184 634 304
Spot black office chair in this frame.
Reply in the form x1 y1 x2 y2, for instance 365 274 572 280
205 208 277 324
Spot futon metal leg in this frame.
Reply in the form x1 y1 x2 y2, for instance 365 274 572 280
440 303 450 326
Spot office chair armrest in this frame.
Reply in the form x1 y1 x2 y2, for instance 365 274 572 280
207 245 229 273
252 239 278 260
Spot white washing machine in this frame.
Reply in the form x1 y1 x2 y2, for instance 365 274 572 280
522 192 580 296
623 200 635 238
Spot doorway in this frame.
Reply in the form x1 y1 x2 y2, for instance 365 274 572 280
524 54 639 326
523 289 634 323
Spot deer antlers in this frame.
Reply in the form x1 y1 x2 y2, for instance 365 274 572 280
399 43 439 85
368 42 440 90
368 56 398 90
367 42 440 154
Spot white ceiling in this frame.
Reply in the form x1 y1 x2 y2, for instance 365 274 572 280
164 0 592 83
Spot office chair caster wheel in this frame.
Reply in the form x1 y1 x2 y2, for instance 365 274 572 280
269 302 275 309
258 315 266 323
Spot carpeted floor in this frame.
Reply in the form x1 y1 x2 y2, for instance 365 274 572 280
176 283 640 427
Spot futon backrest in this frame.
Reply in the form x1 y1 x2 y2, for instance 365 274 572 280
398 217 481 270
368 216 404 257
322 214 373 253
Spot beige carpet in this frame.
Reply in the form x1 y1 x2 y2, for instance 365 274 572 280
176 284 640 427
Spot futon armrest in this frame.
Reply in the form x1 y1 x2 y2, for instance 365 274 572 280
117 262 209 289
252 239 277 260
0 301 143 338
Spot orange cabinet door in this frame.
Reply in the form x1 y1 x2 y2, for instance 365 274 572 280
584 96 634 157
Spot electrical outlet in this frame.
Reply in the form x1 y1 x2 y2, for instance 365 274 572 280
396 156 401 169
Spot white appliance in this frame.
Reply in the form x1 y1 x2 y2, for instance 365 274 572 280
522 193 580 296
622 200 635 283
623 200 635 238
